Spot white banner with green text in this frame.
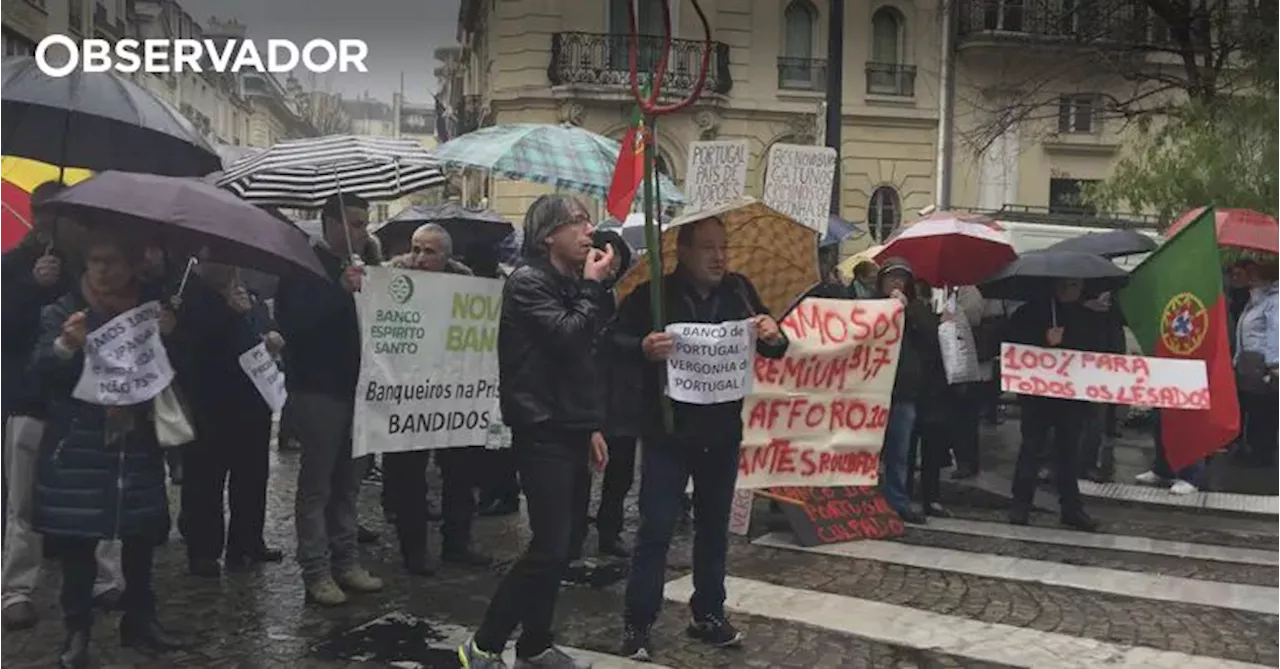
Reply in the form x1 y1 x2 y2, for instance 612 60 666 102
352 267 503 456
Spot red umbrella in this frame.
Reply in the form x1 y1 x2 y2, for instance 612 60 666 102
1 180 34 252
1167 208 1278 254
874 210 1016 286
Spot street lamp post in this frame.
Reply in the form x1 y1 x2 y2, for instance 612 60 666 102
825 0 844 215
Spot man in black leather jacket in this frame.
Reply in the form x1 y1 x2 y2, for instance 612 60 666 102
460 195 610 669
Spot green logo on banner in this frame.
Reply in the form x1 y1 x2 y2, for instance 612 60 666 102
388 274 415 305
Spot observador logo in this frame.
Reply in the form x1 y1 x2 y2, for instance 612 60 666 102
34 36 369 78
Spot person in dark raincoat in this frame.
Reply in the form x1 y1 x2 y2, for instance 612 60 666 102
30 230 189 668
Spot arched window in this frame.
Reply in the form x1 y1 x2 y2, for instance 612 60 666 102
780 1 818 89
783 1 816 58
871 7 903 65
869 7 911 96
867 186 900 242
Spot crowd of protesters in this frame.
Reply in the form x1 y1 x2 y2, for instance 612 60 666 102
3 180 1277 669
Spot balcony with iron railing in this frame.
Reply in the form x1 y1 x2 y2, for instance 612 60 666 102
865 62 916 97
548 32 732 98
777 57 826 93
956 0 1176 47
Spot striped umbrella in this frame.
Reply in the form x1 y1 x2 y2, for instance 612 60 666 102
428 123 684 208
216 135 446 209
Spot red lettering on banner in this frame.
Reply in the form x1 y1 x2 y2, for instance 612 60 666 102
782 301 903 348
740 442 880 479
1001 343 1209 410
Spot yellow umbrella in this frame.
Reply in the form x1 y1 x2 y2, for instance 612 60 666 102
837 244 884 280
614 196 820 317
1 156 94 191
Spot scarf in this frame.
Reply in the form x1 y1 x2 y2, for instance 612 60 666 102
79 274 144 441
80 273 141 319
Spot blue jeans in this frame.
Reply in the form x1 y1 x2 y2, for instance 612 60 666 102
624 435 740 628
880 401 917 515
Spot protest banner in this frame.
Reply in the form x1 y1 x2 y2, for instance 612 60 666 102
737 297 904 488
72 300 175 406
665 319 754 404
353 267 503 456
682 139 749 211
238 341 288 413
1000 343 1210 409
761 143 837 236
764 486 904 546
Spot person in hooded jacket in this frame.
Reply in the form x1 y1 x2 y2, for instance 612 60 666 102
1004 278 1099 532
864 258 934 525
459 195 611 669
2 183 125 632
569 229 640 561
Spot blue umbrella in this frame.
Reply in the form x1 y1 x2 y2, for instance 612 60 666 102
821 215 863 247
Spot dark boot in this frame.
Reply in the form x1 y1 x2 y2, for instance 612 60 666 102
1060 509 1099 533
441 545 494 568
58 629 91 669
398 528 435 576
120 615 189 652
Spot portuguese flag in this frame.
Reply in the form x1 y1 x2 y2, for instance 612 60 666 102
605 103 647 221
1118 208 1240 470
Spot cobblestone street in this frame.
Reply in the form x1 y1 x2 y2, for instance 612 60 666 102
2 430 1276 669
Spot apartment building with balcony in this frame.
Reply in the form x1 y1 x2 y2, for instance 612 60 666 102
946 0 1177 226
444 0 943 231
2 0 313 156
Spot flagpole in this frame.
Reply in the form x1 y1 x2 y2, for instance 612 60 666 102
641 115 674 433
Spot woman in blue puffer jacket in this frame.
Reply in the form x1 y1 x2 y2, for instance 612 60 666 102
29 230 190 669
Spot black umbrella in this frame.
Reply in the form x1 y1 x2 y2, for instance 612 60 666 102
42 172 325 279
2 57 220 177
1046 229 1158 258
369 202 513 258
977 250 1129 301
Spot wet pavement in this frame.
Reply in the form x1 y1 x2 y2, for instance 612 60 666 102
2 421 1276 669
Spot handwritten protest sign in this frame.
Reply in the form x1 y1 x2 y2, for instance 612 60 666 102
737 298 903 488
238 341 288 412
353 268 503 456
766 486 904 546
728 489 755 536
665 319 754 404
72 301 175 406
683 139 749 211
761 144 837 236
1000 343 1209 409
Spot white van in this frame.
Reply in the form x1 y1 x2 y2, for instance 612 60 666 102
996 221 1162 271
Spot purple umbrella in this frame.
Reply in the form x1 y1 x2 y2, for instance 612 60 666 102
41 171 325 279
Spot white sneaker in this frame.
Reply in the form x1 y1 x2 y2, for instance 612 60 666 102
1169 480 1198 495
1134 470 1163 485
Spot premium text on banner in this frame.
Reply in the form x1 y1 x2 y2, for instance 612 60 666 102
737 298 904 488
353 268 503 456
999 342 1209 409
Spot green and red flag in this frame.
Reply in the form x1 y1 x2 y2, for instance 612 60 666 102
605 101 647 221
1118 208 1240 470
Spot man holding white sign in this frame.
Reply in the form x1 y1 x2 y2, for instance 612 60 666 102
613 217 787 661
1004 278 1101 532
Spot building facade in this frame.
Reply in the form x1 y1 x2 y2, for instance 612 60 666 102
441 0 1162 241
2 0 313 153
